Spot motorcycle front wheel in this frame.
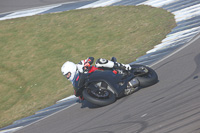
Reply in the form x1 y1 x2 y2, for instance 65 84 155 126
82 83 116 106
131 64 158 87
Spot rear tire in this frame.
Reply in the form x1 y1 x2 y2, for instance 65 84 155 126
82 84 116 106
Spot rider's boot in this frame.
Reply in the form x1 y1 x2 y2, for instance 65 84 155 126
114 62 132 71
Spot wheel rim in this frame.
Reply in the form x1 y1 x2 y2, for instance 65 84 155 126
89 88 110 99
134 67 149 76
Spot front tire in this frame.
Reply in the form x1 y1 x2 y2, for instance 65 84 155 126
131 64 158 87
82 84 116 106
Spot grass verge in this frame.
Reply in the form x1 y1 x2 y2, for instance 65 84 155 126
0 5 176 128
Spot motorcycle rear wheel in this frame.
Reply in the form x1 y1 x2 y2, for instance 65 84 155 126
83 83 116 106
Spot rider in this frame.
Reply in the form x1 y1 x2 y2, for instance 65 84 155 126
61 57 132 84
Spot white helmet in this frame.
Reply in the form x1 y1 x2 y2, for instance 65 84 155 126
61 61 77 81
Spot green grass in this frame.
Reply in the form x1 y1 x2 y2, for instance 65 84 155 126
0 5 176 128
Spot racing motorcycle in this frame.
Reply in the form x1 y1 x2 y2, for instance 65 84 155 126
73 57 158 106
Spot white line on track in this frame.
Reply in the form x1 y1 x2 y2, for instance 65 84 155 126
78 0 122 9
150 33 200 67
138 0 180 8
0 0 85 15
0 5 62 20
0 127 23 133
7 103 78 133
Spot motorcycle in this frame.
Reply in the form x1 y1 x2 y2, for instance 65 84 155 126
73 57 158 106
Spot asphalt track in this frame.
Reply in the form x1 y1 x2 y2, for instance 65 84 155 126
0 0 89 13
14 34 200 133
1 0 200 133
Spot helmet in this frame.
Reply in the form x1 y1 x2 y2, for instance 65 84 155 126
61 61 77 81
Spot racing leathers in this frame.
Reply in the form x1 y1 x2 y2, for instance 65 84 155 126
69 57 131 85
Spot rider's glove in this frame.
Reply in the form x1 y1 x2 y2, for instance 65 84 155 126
83 62 91 73
84 62 91 67
83 66 89 73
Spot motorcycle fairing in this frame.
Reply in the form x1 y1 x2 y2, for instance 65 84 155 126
86 70 133 98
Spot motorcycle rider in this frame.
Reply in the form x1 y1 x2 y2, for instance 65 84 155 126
61 57 131 84
61 57 136 99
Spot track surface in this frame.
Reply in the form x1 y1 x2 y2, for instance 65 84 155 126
15 34 200 133
0 0 88 13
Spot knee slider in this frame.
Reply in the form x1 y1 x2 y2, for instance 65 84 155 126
96 58 108 64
